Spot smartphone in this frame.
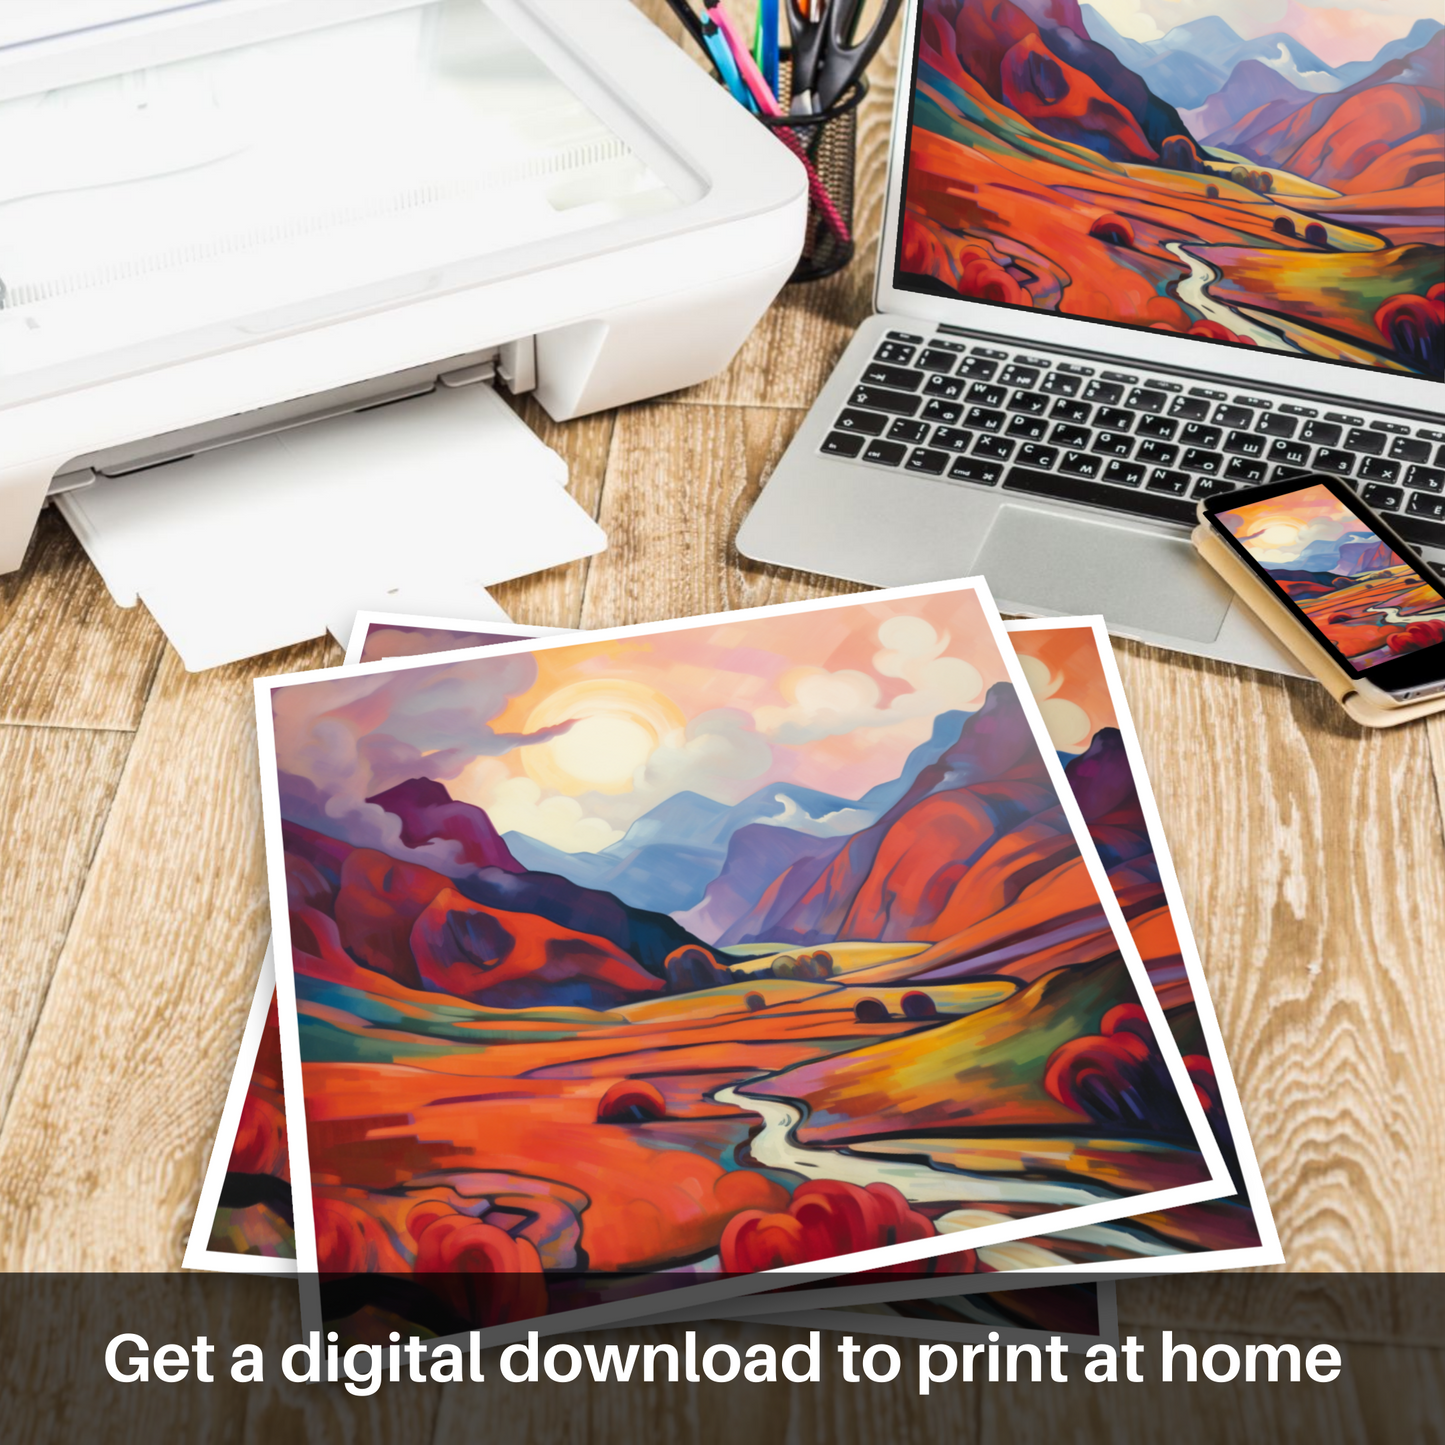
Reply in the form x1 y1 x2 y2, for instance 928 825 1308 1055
1201 474 1445 705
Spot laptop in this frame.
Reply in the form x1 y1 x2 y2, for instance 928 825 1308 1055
737 0 1444 673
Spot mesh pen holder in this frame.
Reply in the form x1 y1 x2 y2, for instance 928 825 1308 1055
759 64 867 284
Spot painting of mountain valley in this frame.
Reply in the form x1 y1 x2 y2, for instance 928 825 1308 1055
899 0 1444 377
263 587 1223 1340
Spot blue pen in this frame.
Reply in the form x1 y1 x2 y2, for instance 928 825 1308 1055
758 0 780 98
701 14 755 110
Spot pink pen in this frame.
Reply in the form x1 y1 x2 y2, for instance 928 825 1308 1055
706 2 853 247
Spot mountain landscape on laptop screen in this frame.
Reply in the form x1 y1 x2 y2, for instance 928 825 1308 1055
898 0 1444 379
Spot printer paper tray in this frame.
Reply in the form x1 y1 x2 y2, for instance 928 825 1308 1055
57 384 604 671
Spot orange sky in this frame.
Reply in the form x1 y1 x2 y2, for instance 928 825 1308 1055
1008 625 1118 755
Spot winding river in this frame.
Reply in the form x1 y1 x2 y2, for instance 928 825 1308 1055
713 1084 1123 1210
1165 240 1299 350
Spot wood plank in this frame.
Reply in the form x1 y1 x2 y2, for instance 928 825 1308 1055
579 403 863 631
0 725 133 1127
0 640 329 1270
0 509 165 730
489 398 614 631
1108 638 1445 1271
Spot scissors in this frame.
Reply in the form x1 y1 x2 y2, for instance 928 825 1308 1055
786 0 904 113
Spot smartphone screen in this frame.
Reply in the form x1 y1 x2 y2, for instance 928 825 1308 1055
1207 477 1445 693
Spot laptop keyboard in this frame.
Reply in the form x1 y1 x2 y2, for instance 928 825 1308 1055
821 331 1445 551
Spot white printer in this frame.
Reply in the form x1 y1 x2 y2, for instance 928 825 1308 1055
0 0 806 665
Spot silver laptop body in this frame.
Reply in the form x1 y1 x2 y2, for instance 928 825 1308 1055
738 1 1445 674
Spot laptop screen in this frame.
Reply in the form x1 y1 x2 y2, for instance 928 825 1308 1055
891 0 1444 382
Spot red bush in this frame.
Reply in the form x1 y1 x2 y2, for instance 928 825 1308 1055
1376 290 1445 374
313 1195 402 1274
901 991 938 1019
1044 1003 1188 1136
1387 618 1445 655
231 1091 288 1179
1186 319 1256 347
408 1207 547 1328
1089 214 1134 247
854 997 890 1022
597 1079 667 1123
720 1180 934 1272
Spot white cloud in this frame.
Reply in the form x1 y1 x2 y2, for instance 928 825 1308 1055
755 793 875 837
754 617 985 744
482 776 625 854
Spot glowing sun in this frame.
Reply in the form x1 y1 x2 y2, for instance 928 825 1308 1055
522 680 686 794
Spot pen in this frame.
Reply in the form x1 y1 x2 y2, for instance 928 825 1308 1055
754 0 780 99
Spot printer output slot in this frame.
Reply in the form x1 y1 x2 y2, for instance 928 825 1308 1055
46 338 539 496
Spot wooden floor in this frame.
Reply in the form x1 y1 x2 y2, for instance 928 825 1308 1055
1 6 1441 1441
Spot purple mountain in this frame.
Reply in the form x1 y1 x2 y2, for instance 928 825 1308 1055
1193 58 1311 143
366 776 522 874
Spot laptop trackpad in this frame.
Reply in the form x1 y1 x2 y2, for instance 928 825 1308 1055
976 505 1232 643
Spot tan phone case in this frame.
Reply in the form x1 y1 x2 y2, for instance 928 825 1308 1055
1192 521 1445 729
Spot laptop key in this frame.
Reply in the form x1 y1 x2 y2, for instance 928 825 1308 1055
1095 406 1134 432
1344 428 1385 456
974 435 1015 461
874 342 917 365
1051 423 1091 450
1104 459 1145 487
1136 414 1177 440
957 356 999 380
1136 440 1178 467
967 383 1008 407
1004 466 1196 523
930 427 974 452
1390 436 1431 463
1127 388 1167 413
965 406 1006 432
1215 404 1254 429
1169 395 1211 421
1007 414 1048 441
1407 491 1445 521
1050 398 1092 424
860 438 908 467
1358 456 1399 483
1257 413 1298 438
887 418 932 444
1092 432 1134 457
863 363 925 390
1083 380 1123 405
1222 430 1264 458
999 364 1040 388
948 457 1003 485
1147 469 1190 494
835 408 890 435
1300 420 1341 446
1406 465 1445 493
916 348 959 373
906 447 951 476
1314 448 1354 475
821 431 866 458
1008 390 1050 415
1180 423 1222 449
1395 513 1445 550
1361 483 1403 511
922 398 963 424
850 384 921 417
1017 444 1059 470
1060 450 1102 478
1224 456 1267 483
1192 476 1235 499
1182 448 1223 474
924 374 966 400
1041 372 1081 397
886 330 924 343
1269 438 1312 467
